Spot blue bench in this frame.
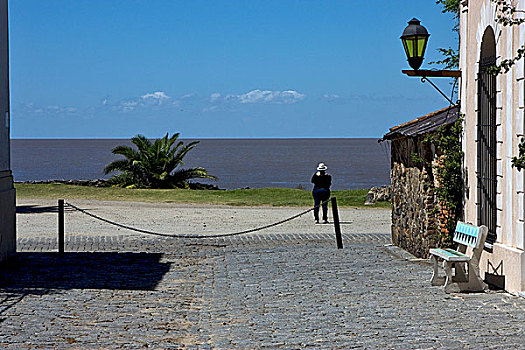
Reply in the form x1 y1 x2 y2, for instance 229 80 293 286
429 222 488 293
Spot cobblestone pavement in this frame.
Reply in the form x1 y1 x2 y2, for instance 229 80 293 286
1 233 525 349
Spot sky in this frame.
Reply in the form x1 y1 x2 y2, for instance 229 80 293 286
9 0 458 139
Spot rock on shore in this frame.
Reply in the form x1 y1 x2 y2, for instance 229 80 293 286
17 179 108 187
16 179 221 190
365 185 392 205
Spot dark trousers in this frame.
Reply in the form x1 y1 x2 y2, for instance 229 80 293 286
312 188 330 221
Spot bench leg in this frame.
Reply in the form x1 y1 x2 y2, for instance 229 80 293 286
444 261 488 293
443 261 461 293
453 262 468 283
463 260 488 292
430 255 445 286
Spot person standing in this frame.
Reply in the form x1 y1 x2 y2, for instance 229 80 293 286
311 162 331 224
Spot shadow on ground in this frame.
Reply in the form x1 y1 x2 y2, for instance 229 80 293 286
16 205 59 214
0 252 171 290
16 204 80 214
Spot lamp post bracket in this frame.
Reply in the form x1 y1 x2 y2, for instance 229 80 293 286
402 69 461 78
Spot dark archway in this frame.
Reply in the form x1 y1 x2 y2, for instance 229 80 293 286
477 26 497 247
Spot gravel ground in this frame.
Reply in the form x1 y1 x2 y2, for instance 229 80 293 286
16 198 392 239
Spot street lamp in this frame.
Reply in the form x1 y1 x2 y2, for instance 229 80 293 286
400 18 429 70
400 18 461 105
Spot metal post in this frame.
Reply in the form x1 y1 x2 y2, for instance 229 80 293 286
331 197 343 249
58 199 64 254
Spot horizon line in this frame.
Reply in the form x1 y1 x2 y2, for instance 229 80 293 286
12 136 383 140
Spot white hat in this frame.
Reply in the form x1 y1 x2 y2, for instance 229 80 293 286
317 162 328 171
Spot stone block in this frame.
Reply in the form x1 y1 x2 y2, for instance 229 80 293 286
364 185 392 205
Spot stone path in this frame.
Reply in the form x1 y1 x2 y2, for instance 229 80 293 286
1 233 525 349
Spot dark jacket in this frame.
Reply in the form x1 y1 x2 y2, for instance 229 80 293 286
311 172 332 191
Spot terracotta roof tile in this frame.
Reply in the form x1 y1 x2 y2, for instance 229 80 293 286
382 105 459 140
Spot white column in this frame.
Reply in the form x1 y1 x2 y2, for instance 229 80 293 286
460 0 470 214
496 71 504 241
504 24 514 246
517 5 525 250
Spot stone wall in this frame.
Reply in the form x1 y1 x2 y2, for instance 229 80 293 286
390 136 446 258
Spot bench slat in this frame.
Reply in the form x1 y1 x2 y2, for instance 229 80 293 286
429 248 471 262
454 222 481 248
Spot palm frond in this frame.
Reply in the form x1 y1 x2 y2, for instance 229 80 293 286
131 134 152 155
106 172 135 187
167 133 180 149
104 159 131 175
111 145 140 160
167 140 185 160
170 167 217 182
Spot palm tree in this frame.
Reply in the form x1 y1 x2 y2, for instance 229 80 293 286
104 133 216 188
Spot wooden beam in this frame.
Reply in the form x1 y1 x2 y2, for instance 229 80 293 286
402 69 461 78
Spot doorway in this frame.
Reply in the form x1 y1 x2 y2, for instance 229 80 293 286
476 27 497 246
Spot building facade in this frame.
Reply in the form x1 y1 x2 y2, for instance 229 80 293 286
0 0 15 262
460 0 525 295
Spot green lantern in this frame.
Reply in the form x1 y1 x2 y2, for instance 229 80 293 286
400 18 430 70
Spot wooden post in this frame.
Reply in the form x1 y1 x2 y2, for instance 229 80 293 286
58 199 64 255
331 197 343 249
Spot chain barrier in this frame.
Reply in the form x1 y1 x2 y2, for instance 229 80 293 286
64 199 331 239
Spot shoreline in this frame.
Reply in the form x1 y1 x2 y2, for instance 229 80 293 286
14 179 221 190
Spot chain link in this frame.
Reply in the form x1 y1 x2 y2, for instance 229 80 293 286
65 199 331 239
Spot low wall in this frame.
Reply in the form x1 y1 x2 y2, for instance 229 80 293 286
0 170 15 262
480 243 525 295
390 137 445 258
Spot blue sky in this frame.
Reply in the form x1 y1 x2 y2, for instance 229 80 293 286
9 0 458 138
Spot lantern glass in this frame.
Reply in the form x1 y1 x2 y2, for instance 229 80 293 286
402 36 415 58
417 37 427 56
401 35 428 59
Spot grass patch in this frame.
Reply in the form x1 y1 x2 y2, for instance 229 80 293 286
14 183 391 208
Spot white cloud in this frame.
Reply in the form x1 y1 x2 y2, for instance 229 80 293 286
141 91 171 104
237 89 305 104
16 103 79 116
111 91 174 112
210 93 221 103
180 93 196 100
323 94 340 102
209 89 306 105
17 90 199 118
17 88 308 118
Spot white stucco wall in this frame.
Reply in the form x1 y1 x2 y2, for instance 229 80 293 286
460 0 525 294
